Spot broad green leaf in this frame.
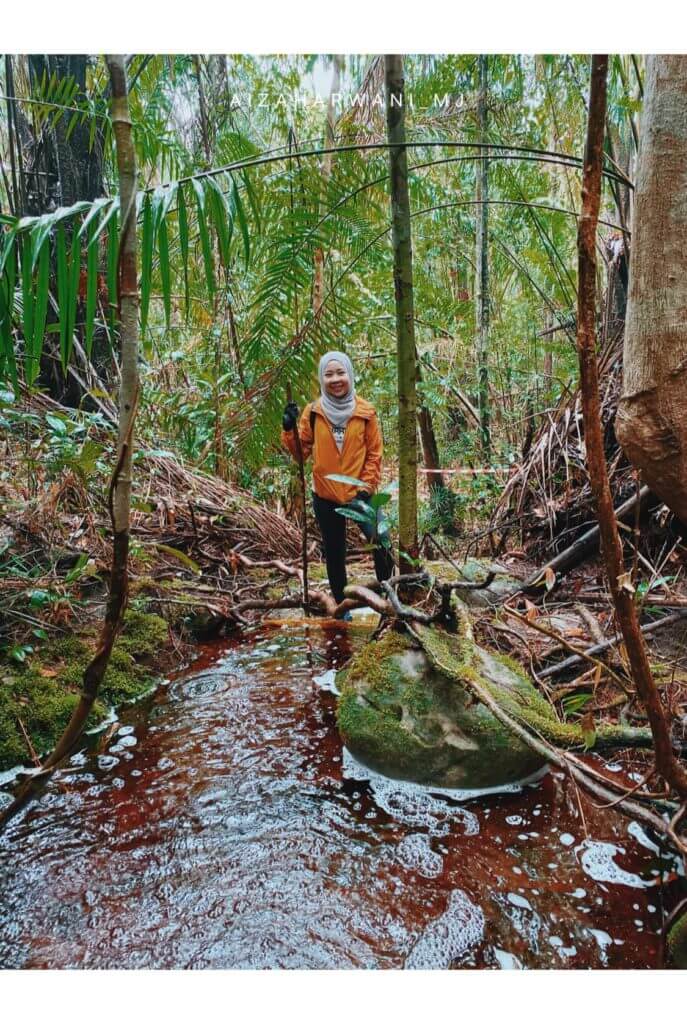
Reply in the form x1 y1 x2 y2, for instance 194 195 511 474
45 413 68 435
55 224 69 369
334 507 375 526
325 472 368 489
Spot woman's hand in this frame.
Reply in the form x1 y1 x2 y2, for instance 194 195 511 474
282 402 299 431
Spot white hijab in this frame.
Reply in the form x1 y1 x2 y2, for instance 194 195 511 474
318 351 356 445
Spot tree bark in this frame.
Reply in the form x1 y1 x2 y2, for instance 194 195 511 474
44 55 139 769
385 54 418 572
577 55 687 799
616 56 687 525
475 55 491 459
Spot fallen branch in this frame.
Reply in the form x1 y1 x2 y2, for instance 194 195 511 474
539 609 687 679
521 485 651 593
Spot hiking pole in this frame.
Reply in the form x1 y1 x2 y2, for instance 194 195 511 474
286 384 310 610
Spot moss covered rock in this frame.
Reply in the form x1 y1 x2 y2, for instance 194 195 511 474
337 603 652 788
337 629 545 788
0 610 169 770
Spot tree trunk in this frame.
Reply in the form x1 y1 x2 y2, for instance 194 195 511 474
385 54 418 572
475 55 491 460
44 54 140 769
313 55 343 314
616 56 687 525
578 55 687 800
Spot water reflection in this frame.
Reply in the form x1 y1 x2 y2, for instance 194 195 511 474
0 621 683 969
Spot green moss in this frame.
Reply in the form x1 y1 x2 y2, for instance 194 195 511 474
337 689 431 775
666 906 687 969
0 609 169 771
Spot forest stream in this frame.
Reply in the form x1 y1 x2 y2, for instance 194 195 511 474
0 616 684 970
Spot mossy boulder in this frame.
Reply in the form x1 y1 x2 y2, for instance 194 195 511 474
336 603 652 788
0 609 169 770
337 629 545 788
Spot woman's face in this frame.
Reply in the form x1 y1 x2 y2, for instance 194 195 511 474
323 360 350 398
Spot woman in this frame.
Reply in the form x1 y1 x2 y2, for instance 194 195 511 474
281 351 394 614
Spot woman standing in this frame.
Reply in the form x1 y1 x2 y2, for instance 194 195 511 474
282 351 394 614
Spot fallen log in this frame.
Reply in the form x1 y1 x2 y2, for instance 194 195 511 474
522 485 652 593
538 608 687 679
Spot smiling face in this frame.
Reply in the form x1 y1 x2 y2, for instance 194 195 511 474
322 359 351 398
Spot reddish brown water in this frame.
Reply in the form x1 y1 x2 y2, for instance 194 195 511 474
0 620 684 969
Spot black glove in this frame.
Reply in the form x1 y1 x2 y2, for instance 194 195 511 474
355 490 371 504
282 401 299 432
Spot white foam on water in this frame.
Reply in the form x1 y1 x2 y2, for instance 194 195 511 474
507 892 533 911
342 748 480 835
405 890 484 969
494 948 523 970
588 928 613 966
312 669 340 695
578 839 653 889
395 834 444 878
559 832 575 847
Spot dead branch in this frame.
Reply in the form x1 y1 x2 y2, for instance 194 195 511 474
539 609 687 679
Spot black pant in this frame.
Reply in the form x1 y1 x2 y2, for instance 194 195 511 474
313 493 395 604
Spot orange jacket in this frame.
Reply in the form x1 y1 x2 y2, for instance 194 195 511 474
281 396 383 504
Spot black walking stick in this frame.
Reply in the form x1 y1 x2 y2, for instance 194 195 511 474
286 384 309 610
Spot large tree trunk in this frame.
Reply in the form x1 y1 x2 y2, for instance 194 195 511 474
385 54 418 572
615 56 687 524
578 55 687 801
475 54 491 460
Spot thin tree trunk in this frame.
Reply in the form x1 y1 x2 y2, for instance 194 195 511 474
415 354 446 496
193 55 212 163
50 58 138 767
313 55 343 314
385 54 418 572
475 54 491 459
616 56 687 525
577 55 687 799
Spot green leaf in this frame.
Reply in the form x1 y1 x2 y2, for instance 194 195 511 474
84 216 99 357
192 177 216 300
205 177 231 267
155 544 201 575
106 212 119 334
65 552 90 582
177 184 190 320
65 227 81 368
140 192 154 338
232 177 251 267
334 506 375 526
325 472 368 489
158 215 171 330
46 413 68 435
21 239 35 378
56 224 69 368
29 238 50 386
369 491 392 509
